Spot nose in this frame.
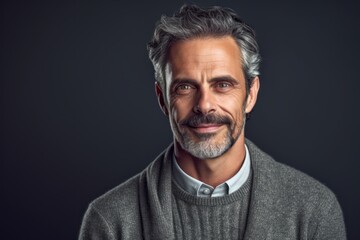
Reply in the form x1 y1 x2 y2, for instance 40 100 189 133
193 88 216 114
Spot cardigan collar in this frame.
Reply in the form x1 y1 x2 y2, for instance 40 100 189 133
138 139 276 240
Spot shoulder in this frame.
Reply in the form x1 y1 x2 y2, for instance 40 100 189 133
270 157 337 206
79 173 144 239
246 139 346 239
246 139 340 213
83 172 143 235
79 146 173 239
91 173 142 214
83 145 171 226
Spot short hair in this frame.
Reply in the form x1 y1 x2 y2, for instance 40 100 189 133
147 4 261 94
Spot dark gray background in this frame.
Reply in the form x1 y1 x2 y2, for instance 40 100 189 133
1 0 359 239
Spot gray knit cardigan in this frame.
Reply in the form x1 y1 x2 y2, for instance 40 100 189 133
79 140 346 239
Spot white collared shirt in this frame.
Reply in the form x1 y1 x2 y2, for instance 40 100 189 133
172 144 251 197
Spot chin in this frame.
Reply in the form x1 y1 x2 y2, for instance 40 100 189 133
180 133 234 159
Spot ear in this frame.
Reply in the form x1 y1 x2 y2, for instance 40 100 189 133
245 76 260 113
155 81 169 116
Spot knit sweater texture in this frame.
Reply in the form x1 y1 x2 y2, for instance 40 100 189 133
79 139 346 240
171 169 252 239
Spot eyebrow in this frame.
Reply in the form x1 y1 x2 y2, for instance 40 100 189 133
171 78 198 87
172 75 240 87
208 76 240 85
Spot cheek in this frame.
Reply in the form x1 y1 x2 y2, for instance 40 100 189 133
217 92 246 118
169 108 178 124
170 97 194 122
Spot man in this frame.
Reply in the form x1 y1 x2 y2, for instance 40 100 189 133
79 4 346 240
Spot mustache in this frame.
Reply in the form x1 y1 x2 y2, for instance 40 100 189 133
180 114 232 128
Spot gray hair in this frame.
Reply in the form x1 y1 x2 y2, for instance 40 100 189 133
147 4 261 93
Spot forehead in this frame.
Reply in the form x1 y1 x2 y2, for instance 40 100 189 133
167 36 244 79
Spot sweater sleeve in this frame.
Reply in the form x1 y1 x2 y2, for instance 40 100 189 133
312 195 347 240
79 204 115 240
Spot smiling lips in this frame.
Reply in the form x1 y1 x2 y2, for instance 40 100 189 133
189 124 223 134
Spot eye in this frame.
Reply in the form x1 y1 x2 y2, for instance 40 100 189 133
175 84 195 95
218 82 230 88
215 82 232 91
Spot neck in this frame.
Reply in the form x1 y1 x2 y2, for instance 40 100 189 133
174 134 246 188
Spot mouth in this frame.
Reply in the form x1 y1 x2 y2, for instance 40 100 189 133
188 124 223 134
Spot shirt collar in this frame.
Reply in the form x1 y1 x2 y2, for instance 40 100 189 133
172 144 251 197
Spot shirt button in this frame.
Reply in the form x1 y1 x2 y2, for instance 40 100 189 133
202 188 211 195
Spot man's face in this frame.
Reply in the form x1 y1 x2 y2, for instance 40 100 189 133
161 36 255 159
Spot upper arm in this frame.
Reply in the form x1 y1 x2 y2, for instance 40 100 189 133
311 194 346 240
78 204 115 240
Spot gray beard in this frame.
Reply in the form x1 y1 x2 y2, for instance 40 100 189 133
179 119 245 159
181 131 233 159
